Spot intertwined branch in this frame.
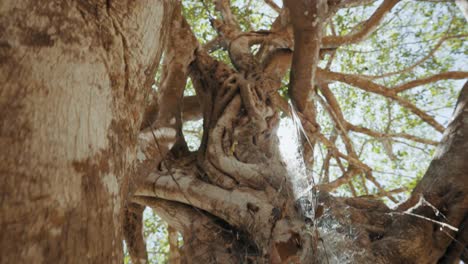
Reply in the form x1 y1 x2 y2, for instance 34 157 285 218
125 0 467 263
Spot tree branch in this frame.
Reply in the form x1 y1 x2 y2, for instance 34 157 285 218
322 0 399 48
134 162 275 243
264 0 281 13
317 69 445 132
336 0 377 8
141 94 202 131
214 0 241 29
393 71 468 93
358 34 466 80
347 123 439 145
284 0 327 112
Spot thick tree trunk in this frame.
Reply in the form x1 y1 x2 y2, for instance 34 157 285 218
0 0 173 263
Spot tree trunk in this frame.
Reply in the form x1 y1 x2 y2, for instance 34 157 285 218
0 0 173 262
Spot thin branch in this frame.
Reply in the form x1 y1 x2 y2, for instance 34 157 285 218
336 0 377 8
365 171 398 203
359 34 467 80
316 91 357 157
358 187 407 199
317 69 445 132
264 0 281 13
316 87 397 201
317 167 360 192
214 0 240 29
349 182 358 197
203 36 224 52
346 123 439 145
322 0 399 48
319 131 338 184
325 22 338 70
394 71 468 93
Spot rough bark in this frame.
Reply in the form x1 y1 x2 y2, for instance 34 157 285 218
135 49 313 262
130 3 468 263
0 0 173 263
